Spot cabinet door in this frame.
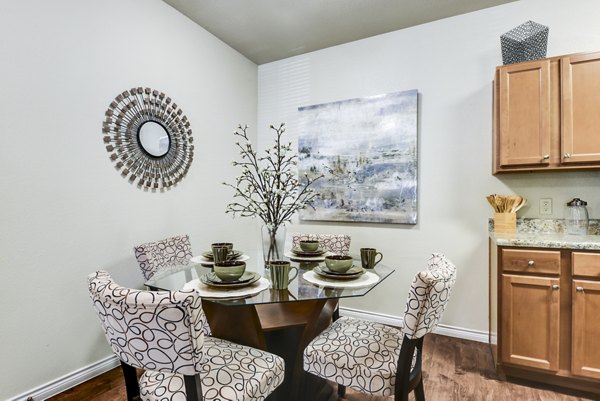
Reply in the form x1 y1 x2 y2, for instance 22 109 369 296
498 60 551 166
572 279 600 379
501 274 560 371
561 52 600 164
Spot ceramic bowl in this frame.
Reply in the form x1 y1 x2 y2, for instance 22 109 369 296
299 240 320 252
213 260 246 281
324 255 353 273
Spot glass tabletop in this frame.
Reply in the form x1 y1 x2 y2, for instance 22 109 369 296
145 258 394 307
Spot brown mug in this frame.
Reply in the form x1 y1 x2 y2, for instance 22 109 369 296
211 245 230 264
269 260 298 290
360 248 383 269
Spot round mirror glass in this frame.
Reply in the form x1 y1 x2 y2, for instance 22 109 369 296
138 121 170 157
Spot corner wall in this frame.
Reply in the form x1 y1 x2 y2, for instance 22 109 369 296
257 0 600 333
0 0 257 399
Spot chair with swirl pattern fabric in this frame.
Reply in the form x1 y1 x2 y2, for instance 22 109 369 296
88 270 284 401
291 233 351 255
133 234 212 336
303 253 457 401
133 234 193 281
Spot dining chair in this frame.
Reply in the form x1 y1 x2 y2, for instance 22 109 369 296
88 270 285 401
303 253 457 401
133 234 193 281
291 233 351 255
133 234 212 336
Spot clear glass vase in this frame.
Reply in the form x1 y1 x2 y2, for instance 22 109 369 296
262 225 286 267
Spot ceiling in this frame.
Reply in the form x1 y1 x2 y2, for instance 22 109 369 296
163 0 517 65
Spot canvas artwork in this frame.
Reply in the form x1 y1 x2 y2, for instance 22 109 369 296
297 89 418 224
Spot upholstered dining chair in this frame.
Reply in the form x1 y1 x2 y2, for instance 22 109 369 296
88 270 284 401
303 253 457 401
133 234 193 281
291 233 351 255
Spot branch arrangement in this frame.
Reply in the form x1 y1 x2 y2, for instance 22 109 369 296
224 123 322 231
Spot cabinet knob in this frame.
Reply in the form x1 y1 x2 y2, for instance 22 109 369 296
542 154 550 160
576 286 584 292
552 284 559 290
563 153 571 158
527 260 535 267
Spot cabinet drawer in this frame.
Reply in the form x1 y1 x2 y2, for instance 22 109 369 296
572 252 600 278
501 249 560 274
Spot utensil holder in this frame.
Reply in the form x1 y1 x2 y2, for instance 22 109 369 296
494 212 516 234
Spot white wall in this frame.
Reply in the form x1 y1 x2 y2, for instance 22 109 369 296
0 1 257 399
257 0 600 333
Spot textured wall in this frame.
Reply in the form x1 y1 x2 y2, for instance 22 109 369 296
257 0 600 334
0 0 257 399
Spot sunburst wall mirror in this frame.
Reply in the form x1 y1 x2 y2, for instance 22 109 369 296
102 87 194 190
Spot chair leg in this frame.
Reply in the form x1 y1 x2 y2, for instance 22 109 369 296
414 378 425 401
184 374 203 401
337 384 346 397
120 361 140 401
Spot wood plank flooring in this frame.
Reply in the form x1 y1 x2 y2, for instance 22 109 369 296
48 334 597 401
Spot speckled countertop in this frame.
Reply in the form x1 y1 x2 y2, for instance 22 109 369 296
489 218 600 250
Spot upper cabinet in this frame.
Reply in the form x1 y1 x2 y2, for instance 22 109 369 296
493 51 600 174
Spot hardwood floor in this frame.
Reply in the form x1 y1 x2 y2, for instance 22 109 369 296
48 334 597 401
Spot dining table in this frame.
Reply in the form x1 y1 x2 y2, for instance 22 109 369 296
145 256 395 401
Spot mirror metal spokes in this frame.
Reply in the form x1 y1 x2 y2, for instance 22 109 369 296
102 87 194 190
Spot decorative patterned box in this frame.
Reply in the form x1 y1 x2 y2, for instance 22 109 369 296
500 20 549 65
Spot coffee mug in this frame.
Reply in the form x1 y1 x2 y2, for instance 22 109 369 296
212 242 233 252
211 245 230 264
360 248 383 269
269 260 298 290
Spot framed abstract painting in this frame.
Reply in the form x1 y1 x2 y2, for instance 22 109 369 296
298 89 418 224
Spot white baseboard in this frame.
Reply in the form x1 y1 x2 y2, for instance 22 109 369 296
7 354 119 401
339 307 489 343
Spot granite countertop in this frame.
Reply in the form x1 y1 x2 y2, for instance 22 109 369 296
489 218 600 250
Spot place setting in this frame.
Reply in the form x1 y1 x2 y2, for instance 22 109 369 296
185 242 268 298
284 239 331 262
184 258 269 298
302 248 383 288
190 242 250 267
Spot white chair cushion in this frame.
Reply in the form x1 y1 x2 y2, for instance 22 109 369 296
303 316 415 397
140 336 285 401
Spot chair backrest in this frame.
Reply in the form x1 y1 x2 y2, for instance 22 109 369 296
401 253 457 340
292 233 351 255
88 270 206 375
133 234 193 280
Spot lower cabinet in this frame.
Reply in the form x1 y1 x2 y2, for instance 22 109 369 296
570 252 600 381
501 274 560 371
491 246 600 393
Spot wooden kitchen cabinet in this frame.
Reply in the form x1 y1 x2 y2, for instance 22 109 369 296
493 51 600 173
501 273 560 371
571 252 600 380
490 245 600 394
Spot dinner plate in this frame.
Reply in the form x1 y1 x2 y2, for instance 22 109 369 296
314 265 365 280
190 254 250 266
201 249 243 260
200 272 261 288
291 246 326 256
205 271 256 285
319 265 365 276
284 250 331 262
